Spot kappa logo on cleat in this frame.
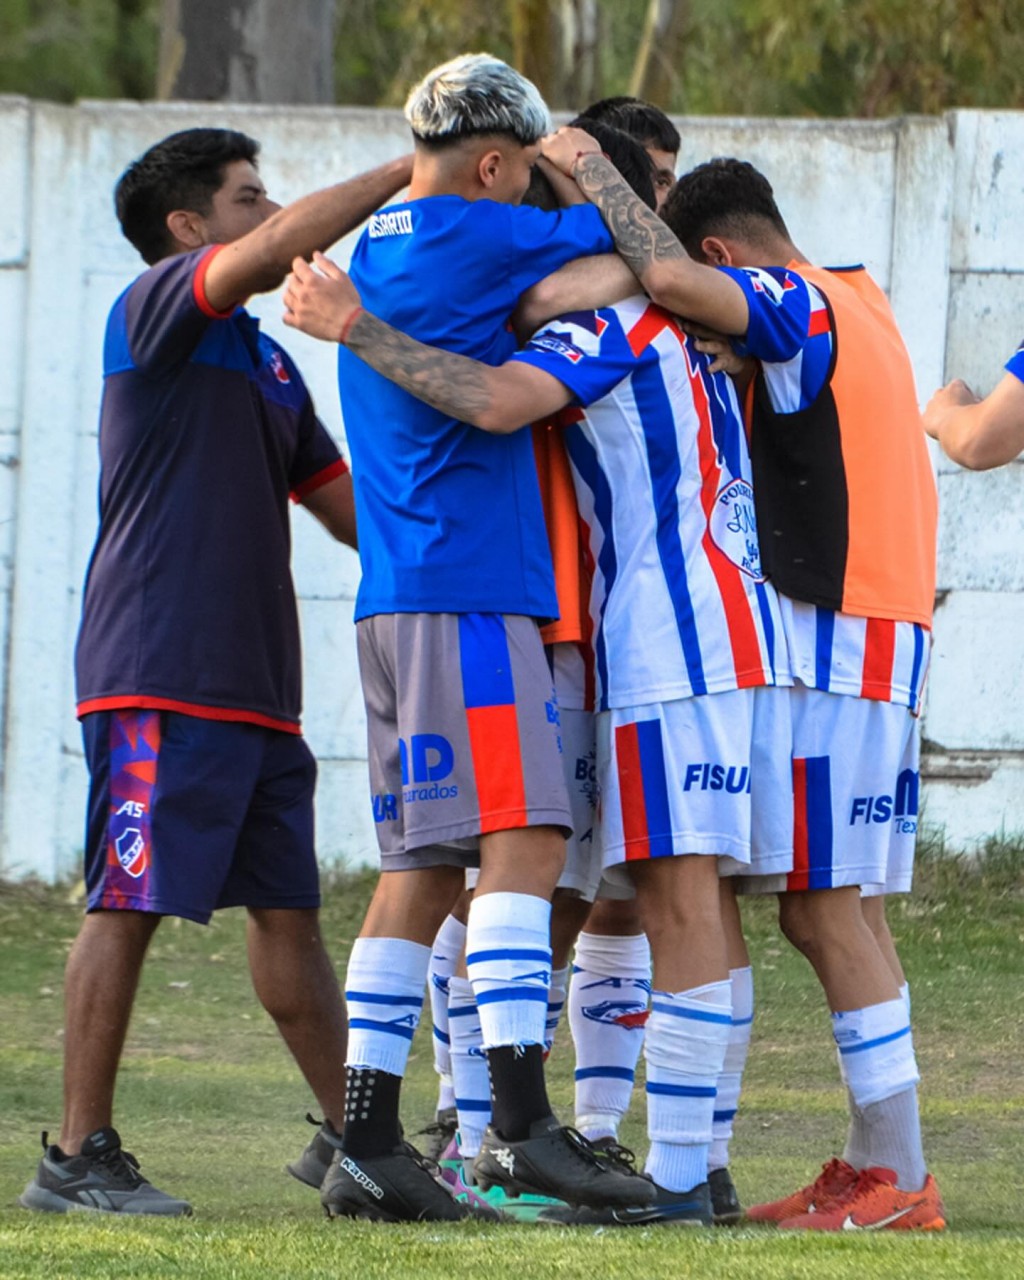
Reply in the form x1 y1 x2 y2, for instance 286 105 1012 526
492 1148 516 1175
338 1156 385 1200
841 1205 917 1231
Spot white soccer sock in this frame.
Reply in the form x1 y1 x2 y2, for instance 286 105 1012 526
428 913 467 1112
842 981 913 1169
465 892 552 1049
834 995 925 1189
447 975 492 1159
644 979 732 1194
345 936 429 1078
545 966 569 1056
569 931 651 1140
709 965 754 1173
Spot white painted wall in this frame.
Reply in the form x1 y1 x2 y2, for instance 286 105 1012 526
0 99 1021 880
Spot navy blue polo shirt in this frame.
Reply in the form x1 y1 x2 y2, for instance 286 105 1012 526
75 246 345 732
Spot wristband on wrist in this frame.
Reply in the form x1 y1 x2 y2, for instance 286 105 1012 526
338 305 364 345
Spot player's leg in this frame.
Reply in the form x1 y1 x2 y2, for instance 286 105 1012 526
460 616 652 1211
568 895 650 1148
748 690 942 1230
709 684 794 1223
421 888 471 1160
20 709 260 1217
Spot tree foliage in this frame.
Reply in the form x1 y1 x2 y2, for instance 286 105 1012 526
1 0 1022 117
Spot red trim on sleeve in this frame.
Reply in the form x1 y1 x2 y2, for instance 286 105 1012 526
192 245 237 319
290 457 350 503
76 695 301 735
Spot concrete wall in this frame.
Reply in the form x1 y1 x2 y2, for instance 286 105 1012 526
0 98 1021 880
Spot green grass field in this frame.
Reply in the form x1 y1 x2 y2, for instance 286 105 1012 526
1 842 1022 1278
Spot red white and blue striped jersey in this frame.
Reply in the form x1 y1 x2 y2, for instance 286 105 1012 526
726 263 932 713
513 295 790 712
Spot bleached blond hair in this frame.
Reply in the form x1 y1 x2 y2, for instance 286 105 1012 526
404 52 551 148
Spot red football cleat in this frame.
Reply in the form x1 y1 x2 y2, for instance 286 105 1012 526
744 1157 858 1224
780 1165 947 1232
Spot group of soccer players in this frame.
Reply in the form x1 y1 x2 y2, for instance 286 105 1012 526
22 48 1018 1230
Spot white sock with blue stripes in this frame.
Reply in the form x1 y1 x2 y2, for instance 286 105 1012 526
834 994 925 1190
645 979 732 1194
465 892 551 1048
428 913 467 1112
448 975 492 1159
345 936 429 1077
545 966 569 1056
709 965 754 1173
569 931 651 1141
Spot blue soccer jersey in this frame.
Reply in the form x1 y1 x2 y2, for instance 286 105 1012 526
339 197 613 621
76 246 345 732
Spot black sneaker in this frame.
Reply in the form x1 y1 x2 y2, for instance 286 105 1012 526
321 1141 500 1223
473 1118 656 1211
19 1127 192 1216
709 1166 742 1225
537 1178 712 1227
415 1106 458 1162
286 1113 343 1189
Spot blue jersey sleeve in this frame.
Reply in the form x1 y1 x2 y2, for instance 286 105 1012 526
511 308 639 406
722 265 812 364
724 266 835 414
117 248 226 375
506 203 614 298
1006 339 1024 385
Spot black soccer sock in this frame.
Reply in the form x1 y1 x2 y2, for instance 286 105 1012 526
487 1043 552 1141
341 1067 403 1158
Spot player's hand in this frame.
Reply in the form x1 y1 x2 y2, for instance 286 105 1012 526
283 251 363 345
541 125 602 177
923 378 979 439
682 322 752 377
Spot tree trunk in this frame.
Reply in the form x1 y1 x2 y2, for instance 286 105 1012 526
629 0 688 109
158 0 336 103
512 0 564 109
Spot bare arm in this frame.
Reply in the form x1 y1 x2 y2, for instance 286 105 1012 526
513 254 638 340
301 470 358 549
541 126 751 336
282 253 573 434
204 154 414 312
923 374 1024 470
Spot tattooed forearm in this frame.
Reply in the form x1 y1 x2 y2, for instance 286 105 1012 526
573 153 685 280
345 311 497 425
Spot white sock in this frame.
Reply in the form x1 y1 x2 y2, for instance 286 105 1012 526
644 979 731 1193
709 965 753 1172
834 996 925 1190
345 936 429 1077
465 892 551 1049
545 966 569 1056
569 931 651 1140
428 914 466 1112
447 975 491 1159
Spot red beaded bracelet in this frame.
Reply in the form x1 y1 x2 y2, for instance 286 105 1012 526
339 305 364 345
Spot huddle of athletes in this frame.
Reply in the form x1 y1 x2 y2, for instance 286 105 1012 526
20 50 1021 1230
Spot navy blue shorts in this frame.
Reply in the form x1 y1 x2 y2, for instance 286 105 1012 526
82 710 320 924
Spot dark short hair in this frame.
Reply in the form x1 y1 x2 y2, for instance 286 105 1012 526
576 95 680 156
661 157 790 260
115 127 260 265
569 118 657 210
